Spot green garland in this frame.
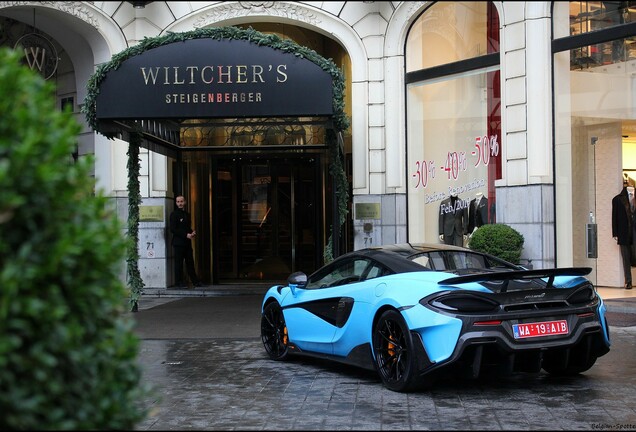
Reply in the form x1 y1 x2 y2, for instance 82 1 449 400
82 26 351 292
126 132 144 311
82 26 349 135
324 128 349 263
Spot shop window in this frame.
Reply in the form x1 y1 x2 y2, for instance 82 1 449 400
553 1 636 280
405 2 500 245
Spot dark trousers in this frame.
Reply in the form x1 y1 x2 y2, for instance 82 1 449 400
174 245 198 285
444 232 464 247
619 244 632 286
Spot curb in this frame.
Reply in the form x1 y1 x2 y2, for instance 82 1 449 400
142 285 271 298
604 299 636 315
605 304 636 314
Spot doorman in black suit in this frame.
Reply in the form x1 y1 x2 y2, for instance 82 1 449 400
170 195 202 288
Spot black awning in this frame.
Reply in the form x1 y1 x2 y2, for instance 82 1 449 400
84 27 349 156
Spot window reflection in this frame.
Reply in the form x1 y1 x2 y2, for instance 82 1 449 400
406 1 499 72
570 1 636 69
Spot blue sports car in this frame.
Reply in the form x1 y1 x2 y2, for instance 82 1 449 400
260 243 611 392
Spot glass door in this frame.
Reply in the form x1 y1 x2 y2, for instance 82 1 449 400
240 162 289 280
214 157 321 283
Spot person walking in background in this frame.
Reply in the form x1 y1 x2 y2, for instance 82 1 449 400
170 195 202 288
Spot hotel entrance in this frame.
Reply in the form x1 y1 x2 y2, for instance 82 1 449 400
87 28 350 290
213 155 324 283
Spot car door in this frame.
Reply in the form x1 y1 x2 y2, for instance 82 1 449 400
280 257 372 354
329 261 390 356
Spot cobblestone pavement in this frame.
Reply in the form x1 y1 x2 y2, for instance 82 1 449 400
134 325 636 431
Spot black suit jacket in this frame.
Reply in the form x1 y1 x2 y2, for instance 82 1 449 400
612 187 634 245
170 208 194 247
468 196 489 233
439 196 467 238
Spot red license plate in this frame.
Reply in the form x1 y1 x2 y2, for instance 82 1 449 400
512 320 568 339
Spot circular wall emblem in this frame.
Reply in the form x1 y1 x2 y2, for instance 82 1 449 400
14 33 59 80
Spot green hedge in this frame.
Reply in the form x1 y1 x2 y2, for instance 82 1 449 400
0 47 147 429
468 223 525 264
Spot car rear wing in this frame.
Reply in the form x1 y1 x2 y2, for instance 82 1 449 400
439 267 592 292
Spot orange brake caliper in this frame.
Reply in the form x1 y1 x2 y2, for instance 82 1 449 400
387 335 396 362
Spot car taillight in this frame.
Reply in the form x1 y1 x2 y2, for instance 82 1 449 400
426 293 500 313
474 320 501 326
567 284 597 305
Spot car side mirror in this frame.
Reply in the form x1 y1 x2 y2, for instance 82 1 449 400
288 271 307 296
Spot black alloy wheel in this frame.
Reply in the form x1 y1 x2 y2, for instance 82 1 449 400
261 301 289 360
373 309 419 392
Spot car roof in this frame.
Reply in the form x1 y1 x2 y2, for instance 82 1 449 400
331 242 473 273
354 242 471 258
369 243 470 254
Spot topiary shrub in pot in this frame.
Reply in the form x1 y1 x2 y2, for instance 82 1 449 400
0 47 147 429
468 223 525 264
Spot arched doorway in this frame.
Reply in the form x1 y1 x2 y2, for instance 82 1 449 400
85 27 351 286
173 24 353 284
